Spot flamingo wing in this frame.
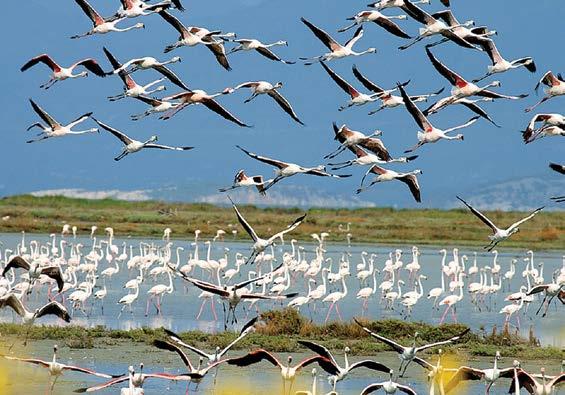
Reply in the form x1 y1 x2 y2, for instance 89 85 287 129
320 62 359 98
456 196 498 232
397 84 433 131
29 99 60 129
267 90 304 125
21 54 60 73
237 145 288 169
202 99 250 127
506 206 544 232
227 349 282 368
152 339 194 369
352 65 385 94
91 118 133 146
300 17 340 51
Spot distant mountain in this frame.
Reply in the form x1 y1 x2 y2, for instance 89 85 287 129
28 176 565 211
444 177 565 211
30 185 377 209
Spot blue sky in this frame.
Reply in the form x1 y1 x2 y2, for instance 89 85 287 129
0 0 563 209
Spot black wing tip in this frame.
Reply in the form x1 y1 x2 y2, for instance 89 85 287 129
241 316 259 334
163 327 181 339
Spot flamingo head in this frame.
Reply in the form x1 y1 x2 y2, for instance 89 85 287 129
274 81 284 89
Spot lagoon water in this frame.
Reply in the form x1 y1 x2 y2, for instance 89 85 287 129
0 233 563 394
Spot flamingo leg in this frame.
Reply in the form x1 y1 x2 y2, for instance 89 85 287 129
196 299 207 320
335 303 343 321
439 305 451 324
211 297 218 321
324 303 334 324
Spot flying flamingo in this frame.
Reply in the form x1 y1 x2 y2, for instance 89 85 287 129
103 47 166 101
224 81 304 125
325 122 395 161
356 165 422 203
355 318 469 377
158 10 233 71
21 54 106 89
25 99 98 143
425 47 527 108
130 95 179 120
526 71 565 112
159 90 249 126
474 39 536 82
367 0 430 11
229 196 306 264
360 370 417 395
456 196 544 251
319 61 384 111
113 0 184 19
523 124 565 144
92 118 193 161
227 350 329 394
70 0 145 39
444 351 515 394
397 83 479 153
298 341 391 385
110 55 190 91
228 39 295 64
3 345 116 394
338 11 411 39
300 18 376 65
237 145 351 191
510 367 565 395
350 65 443 115
219 170 268 195
398 1 478 50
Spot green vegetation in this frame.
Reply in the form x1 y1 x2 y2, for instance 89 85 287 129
0 309 561 360
0 195 563 249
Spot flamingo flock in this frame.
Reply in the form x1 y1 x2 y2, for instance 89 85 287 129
3 0 564 393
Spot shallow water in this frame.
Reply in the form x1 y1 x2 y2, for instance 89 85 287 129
0 339 561 395
1 233 562 347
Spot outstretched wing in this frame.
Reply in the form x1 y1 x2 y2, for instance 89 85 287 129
507 206 544 232
228 196 259 242
3 256 31 275
374 17 411 39
237 146 288 169
91 118 133 145
29 99 60 129
36 301 71 322
397 84 433 131
300 17 341 51
297 340 338 368
354 318 406 354
320 62 359 98
267 90 304 125
227 349 282 368
416 328 470 352
74 0 104 25
152 339 194 369
268 213 307 243
352 65 385 94
398 174 422 203
425 46 465 87
202 99 250 127
153 64 190 91
456 196 498 232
